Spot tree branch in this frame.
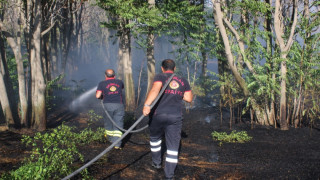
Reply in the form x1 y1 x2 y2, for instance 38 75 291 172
223 18 256 76
284 0 298 52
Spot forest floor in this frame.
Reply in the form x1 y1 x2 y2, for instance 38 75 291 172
1 105 320 180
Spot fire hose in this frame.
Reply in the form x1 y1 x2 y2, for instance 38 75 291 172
62 73 175 180
100 100 148 133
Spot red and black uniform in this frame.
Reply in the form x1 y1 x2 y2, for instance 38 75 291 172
149 71 191 179
97 77 124 148
97 77 124 104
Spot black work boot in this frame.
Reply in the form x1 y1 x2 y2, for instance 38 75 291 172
151 162 161 169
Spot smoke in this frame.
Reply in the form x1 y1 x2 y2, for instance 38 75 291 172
51 3 218 113
69 86 98 112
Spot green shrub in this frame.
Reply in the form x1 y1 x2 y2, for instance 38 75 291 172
1 124 105 180
212 130 252 146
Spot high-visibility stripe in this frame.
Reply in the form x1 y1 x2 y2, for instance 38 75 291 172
167 150 178 156
113 130 123 135
166 157 178 163
105 130 122 137
105 130 114 136
150 140 162 146
151 147 161 152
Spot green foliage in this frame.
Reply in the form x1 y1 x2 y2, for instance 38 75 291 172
87 109 103 126
212 130 252 146
190 82 206 97
165 2 213 64
4 52 28 91
46 74 67 110
1 124 105 180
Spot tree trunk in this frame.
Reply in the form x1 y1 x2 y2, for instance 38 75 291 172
51 25 58 77
265 0 275 127
30 0 46 131
212 0 266 123
119 19 135 111
274 0 298 130
6 33 28 126
146 0 156 94
200 0 207 80
279 54 288 130
0 53 14 126
61 1 73 75
147 28 155 93
0 29 19 127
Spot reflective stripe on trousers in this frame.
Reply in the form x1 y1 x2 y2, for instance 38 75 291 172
149 114 182 179
105 130 123 137
103 103 124 147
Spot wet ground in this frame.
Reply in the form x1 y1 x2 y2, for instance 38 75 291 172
1 107 320 180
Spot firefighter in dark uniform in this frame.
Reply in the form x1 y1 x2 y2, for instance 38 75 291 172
96 69 125 149
143 59 193 180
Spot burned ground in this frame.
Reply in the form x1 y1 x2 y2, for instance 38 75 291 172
1 106 320 180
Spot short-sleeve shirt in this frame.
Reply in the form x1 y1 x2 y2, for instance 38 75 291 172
152 71 191 116
96 78 124 104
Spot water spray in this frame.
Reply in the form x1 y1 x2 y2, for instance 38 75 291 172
62 73 175 180
69 86 97 112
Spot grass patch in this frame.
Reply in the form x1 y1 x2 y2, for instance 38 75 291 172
212 130 252 146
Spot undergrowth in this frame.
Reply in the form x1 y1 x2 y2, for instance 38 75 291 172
212 130 252 146
1 110 105 180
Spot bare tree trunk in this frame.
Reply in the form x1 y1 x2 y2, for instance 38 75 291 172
117 17 124 80
42 34 50 82
274 0 298 130
200 0 207 80
0 0 29 127
50 26 58 77
0 50 14 126
265 0 275 127
6 33 28 126
147 29 155 93
279 54 288 130
30 0 46 131
61 1 73 75
146 38 154 88
119 19 135 111
146 0 156 93
117 46 124 80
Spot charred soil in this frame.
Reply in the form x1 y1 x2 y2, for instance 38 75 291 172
1 107 320 180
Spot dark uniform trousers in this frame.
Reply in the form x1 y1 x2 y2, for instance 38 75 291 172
103 103 125 147
149 113 182 178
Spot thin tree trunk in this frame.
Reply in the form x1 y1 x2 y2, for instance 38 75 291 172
200 0 207 80
61 1 73 75
50 26 58 78
265 0 275 127
6 33 28 126
147 29 155 93
146 0 156 93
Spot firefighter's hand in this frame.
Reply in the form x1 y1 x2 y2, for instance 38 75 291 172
143 105 151 116
98 95 103 99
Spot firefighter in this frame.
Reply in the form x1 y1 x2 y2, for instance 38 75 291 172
143 59 193 180
96 69 125 149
